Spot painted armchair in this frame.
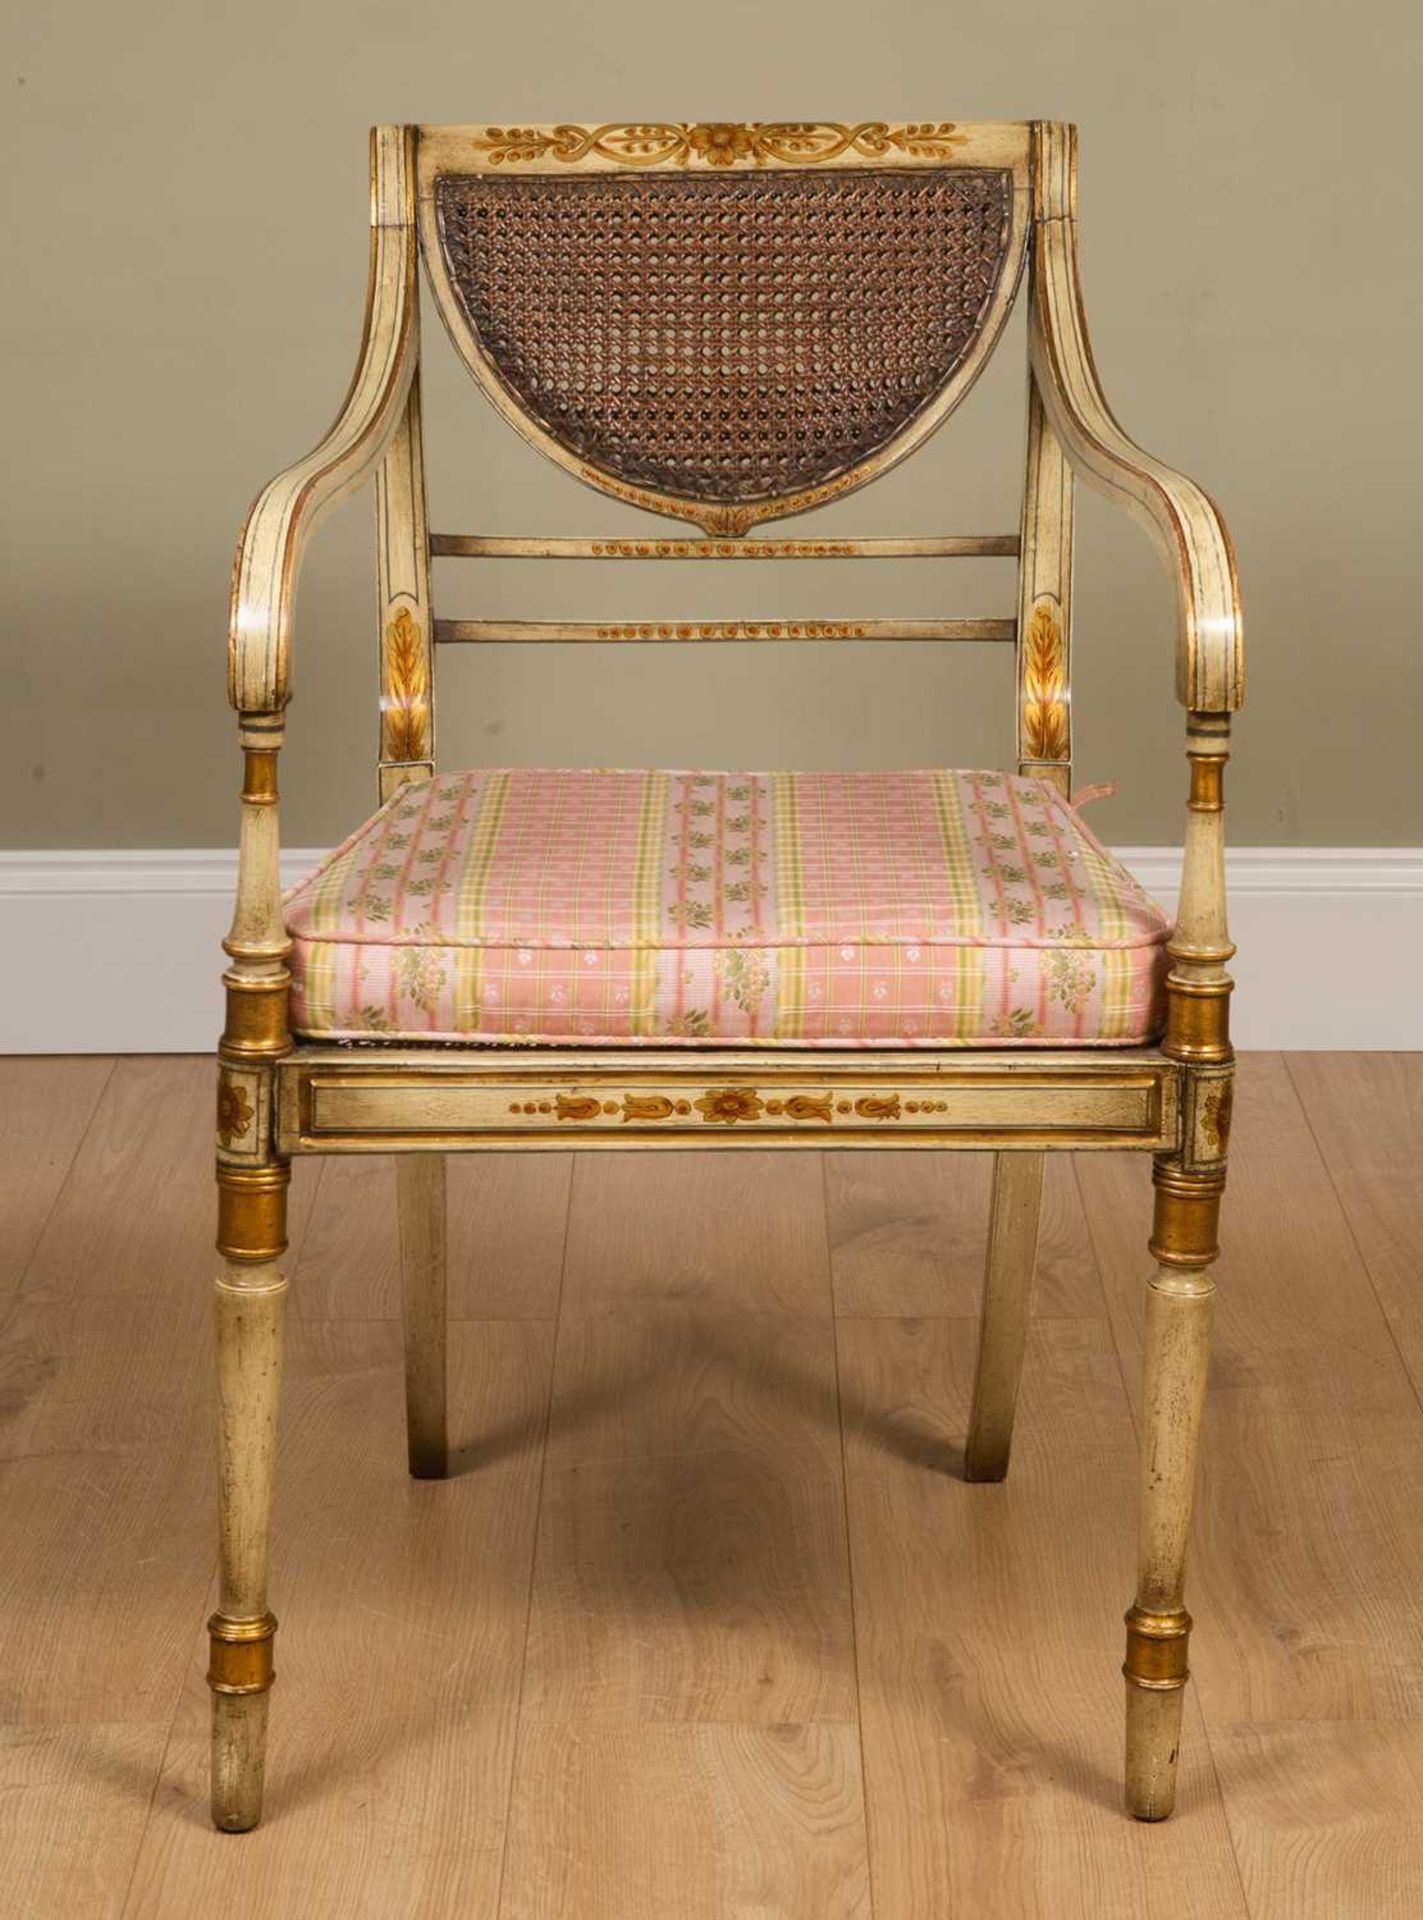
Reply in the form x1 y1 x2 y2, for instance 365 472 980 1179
213 120 1242 1833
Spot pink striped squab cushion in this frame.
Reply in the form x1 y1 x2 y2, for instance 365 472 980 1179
284 769 1171 1047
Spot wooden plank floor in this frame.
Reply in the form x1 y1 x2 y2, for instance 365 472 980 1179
1 1054 1420 1918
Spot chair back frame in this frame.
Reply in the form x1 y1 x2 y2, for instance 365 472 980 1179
225 119 1243 1124
371 122 1079 813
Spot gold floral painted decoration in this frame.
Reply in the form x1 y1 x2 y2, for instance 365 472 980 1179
381 606 429 763
530 1087 949 1128
1200 1080 1234 1151
694 1088 767 1125
595 620 869 642
217 1077 254 1147
586 539 857 559
471 122 968 170
688 123 759 167
1021 596 1069 762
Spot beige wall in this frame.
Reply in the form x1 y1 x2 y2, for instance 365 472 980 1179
3 3 1418 850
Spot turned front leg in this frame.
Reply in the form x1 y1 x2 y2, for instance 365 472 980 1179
1124 1162 1222 1819
1124 713 1235 1818
210 1165 289 1832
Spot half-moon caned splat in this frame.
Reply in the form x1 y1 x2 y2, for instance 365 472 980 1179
426 165 1023 532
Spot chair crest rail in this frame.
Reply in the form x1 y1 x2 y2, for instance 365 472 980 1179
429 534 1022 560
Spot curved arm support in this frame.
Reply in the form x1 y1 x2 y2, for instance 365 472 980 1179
1028 124 1243 713
228 124 418 716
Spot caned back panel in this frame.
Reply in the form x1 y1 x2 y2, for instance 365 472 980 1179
415 123 1032 534
433 168 1011 513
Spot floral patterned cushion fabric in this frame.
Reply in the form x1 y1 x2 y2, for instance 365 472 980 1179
284 769 1170 1047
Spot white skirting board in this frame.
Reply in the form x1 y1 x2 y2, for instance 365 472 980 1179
1 847 1419 1054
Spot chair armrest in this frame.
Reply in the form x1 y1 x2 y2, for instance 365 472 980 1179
228 125 418 716
1029 124 1243 714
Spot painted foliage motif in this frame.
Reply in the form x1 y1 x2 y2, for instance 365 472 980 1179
381 605 429 763
1020 596 1070 762
469 122 969 170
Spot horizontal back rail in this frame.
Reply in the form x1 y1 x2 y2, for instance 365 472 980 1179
433 617 1017 646
429 534 1021 560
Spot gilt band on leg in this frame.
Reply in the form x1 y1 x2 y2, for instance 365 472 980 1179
1148 1162 1224 1267
1123 1604 1192 1690
216 1163 290 1265
207 1611 278 1696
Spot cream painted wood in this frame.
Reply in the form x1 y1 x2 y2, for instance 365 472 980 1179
1029 122 1242 714
211 1696 270 1839
211 1256 288 1831
376 368 436 799
963 1151 1045 1481
214 1263 288 1617
229 126 419 718
1125 1263 1216 1820
1173 713 1235 987
396 1154 448 1478
224 733 287 973
1124 1688 1189 1825
1022 124 1241 1830
280 1044 1176 1085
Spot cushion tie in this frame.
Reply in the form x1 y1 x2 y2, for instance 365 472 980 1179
1070 780 1120 812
